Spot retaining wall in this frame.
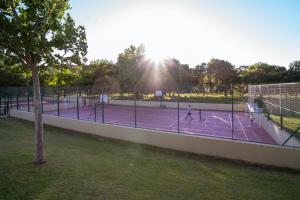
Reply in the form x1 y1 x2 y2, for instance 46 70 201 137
261 116 300 147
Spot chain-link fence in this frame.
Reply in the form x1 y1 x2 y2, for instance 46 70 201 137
248 82 300 146
1 83 299 148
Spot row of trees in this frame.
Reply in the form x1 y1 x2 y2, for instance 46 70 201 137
1 45 299 91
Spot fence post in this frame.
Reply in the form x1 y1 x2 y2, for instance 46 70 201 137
3 96 5 114
6 97 9 114
76 88 79 120
27 93 30 112
3 96 5 115
101 90 104 123
266 84 270 120
94 103 97 122
231 84 234 139
10 95 12 109
57 86 60 116
8 95 10 109
134 88 137 128
279 85 283 129
16 88 19 110
177 90 180 133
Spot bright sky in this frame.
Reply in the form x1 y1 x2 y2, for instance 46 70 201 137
70 0 300 67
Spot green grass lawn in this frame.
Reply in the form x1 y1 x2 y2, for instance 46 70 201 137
0 118 299 200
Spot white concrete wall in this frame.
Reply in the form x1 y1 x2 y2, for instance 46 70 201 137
110 100 245 111
261 116 300 147
10 109 300 170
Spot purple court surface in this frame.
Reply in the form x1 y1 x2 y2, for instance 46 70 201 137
43 104 277 145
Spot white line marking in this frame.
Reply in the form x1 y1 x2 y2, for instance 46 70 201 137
168 114 187 127
213 115 230 124
228 113 232 129
236 114 249 140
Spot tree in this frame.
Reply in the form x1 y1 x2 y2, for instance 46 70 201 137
114 45 146 92
76 59 117 91
191 63 207 89
42 65 81 86
0 0 87 164
206 59 236 96
238 63 287 84
287 61 300 82
0 57 31 86
207 59 236 84
163 58 181 90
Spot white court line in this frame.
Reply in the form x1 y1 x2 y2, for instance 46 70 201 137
213 115 230 124
228 113 232 129
168 114 186 127
236 114 249 140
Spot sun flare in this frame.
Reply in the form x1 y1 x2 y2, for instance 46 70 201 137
145 50 165 64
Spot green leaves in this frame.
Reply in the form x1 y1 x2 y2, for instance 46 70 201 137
238 63 288 84
0 0 87 69
207 59 236 84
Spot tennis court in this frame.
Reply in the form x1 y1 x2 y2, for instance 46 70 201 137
44 103 276 145
3 83 299 147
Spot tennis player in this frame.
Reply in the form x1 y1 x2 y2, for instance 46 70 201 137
250 112 255 125
185 105 193 120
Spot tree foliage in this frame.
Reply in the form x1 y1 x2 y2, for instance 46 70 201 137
238 63 288 84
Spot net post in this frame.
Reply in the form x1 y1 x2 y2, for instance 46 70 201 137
27 92 30 112
101 89 104 123
57 86 60 116
0 96 2 113
76 88 79 120
231 83 234 139
177 90 180 133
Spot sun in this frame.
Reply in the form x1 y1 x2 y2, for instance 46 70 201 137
143 42 171 65
145 50 165 64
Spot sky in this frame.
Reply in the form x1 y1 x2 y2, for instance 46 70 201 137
69 0 300 68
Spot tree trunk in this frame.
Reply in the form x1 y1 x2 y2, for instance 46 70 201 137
31 64 45 164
